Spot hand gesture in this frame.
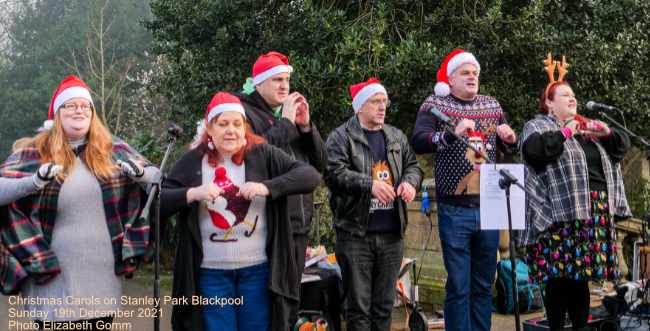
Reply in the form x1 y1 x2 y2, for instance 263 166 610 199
33 163 63 188
237 182 270 200
294 94 311 132
584 120 611 138
454 119 476 137
117 158 145 180
396 182 416 203
372 180 396 205
187 182 222 203
564 118 581 136
496 124 517 144
281 92 303 123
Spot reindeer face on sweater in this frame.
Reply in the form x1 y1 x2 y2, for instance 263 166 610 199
465 131 490 166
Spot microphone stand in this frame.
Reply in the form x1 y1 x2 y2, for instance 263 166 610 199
599 110 650 316
433 111 543 331
598 111 650 152
139 125 182 331
497 169 529 331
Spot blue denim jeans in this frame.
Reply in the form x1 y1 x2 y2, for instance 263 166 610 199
199 262 270 331
438 203 499 331
335 231 403 331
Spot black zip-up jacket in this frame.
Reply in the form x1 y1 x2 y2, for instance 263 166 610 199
160 144 321 331
325 115 423 237
236 91 327 234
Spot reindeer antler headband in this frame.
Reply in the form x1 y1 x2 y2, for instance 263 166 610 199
543 52 570 97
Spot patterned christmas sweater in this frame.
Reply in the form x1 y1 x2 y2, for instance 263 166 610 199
411 94 517 206
198 156 267 270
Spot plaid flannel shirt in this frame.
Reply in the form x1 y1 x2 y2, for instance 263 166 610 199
518 114 630 245
0 137 151 294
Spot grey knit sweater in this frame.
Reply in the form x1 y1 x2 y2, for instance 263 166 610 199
0 176 38 205
22 155 122 321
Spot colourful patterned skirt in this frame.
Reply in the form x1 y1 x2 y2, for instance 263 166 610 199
525 191 619 285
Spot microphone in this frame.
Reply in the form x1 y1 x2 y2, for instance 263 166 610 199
429 107 452 124
586 101 616 111
166 123 183 138
499 169 519 184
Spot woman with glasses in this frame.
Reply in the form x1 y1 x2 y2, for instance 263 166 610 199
520 56 631 331
0 75 158 330
160 92 320 331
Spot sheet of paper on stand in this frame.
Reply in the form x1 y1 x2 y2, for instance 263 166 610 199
479 163 526 230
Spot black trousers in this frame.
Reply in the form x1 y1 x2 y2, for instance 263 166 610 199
544 278 590 331
271 233 309 330
36 316 114 331
335 231 403 331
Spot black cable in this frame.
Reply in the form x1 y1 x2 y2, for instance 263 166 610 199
413 206 434 287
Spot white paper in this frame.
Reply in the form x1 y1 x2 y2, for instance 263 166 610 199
479 164 526 230
301 273 321 283
304 253 327 268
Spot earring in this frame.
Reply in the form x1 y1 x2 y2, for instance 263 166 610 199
207 138 215 150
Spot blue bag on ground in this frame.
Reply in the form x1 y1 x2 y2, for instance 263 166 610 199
494 259 543 314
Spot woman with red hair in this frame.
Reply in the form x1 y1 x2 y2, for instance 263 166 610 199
519 79 631 331
160 92 320 331
0 75 158 330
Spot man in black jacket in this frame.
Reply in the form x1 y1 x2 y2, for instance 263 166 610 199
325 78 423 331
237 51 326 329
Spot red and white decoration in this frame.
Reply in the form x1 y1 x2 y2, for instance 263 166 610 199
252 51 293 86
205 92 246 124
349 78 387 112
207 166 251 230
44 75 94 130
434 49 481 97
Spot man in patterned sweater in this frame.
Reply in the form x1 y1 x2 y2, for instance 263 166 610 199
411 49 518 331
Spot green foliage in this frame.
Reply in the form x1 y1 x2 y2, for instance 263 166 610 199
146 0 650 148
627 176 649 219
147 0 650 249
623 149 650 218
0 0 155 159
309 185 336 252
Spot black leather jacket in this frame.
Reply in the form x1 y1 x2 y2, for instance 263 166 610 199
325 115 423 237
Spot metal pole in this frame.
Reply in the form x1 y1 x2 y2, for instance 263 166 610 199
505 185 522 331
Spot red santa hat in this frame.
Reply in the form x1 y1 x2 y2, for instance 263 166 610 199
252 51 294 86
44 75 94 130
467 130 487 143
434 49 481 97
205 92 246 124
349 78 387 112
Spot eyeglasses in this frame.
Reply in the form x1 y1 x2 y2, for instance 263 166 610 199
61 103 92 113
367 98 391 107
